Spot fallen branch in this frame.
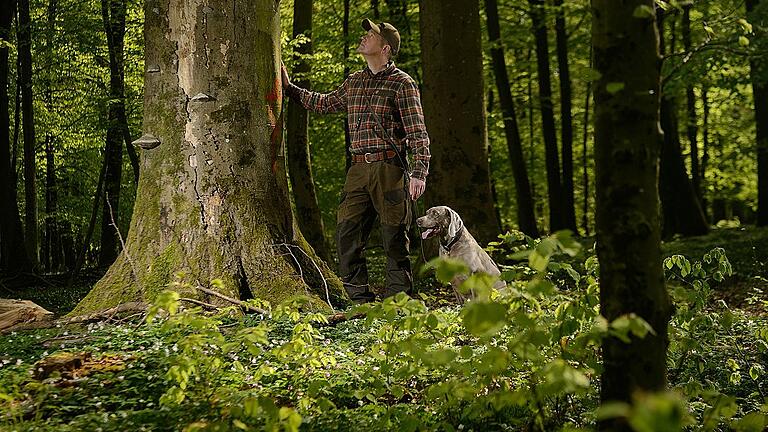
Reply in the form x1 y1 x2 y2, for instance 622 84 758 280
179 297 219 311
0 300 148 334
195 284 269 316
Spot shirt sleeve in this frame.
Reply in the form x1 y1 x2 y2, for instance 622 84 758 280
396 79 431 181
285 79 348 114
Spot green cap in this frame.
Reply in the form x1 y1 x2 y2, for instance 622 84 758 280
362 18 400 56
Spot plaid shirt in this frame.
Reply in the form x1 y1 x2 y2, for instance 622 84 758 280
286 62 431 180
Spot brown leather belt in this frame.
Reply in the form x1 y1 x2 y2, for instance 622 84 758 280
351 150 399 164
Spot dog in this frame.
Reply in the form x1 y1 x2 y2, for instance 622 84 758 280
416 206 506 301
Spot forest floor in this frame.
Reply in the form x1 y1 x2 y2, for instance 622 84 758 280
0 225 766 431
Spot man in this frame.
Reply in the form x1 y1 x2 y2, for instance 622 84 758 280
282 19 430 303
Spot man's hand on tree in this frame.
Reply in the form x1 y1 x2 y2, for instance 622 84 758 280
280 61 291 88
409 177 426 201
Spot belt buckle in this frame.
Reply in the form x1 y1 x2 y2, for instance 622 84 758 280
364 152 374 163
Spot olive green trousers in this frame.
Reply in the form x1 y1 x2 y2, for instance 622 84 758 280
336 161 412 303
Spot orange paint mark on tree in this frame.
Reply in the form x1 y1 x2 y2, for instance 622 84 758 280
266 77 283 174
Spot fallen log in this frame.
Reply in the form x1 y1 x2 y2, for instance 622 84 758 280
0 299 55 333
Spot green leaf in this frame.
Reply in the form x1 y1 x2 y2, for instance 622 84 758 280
731 412 768 432
596 401 631 420
739 36 750 47
633 5 655 18
606 82 625 94
462 301 507 337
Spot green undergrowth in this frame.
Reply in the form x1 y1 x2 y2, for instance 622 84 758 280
1 228 767 431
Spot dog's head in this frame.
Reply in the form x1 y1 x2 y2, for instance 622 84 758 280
416 206 463 241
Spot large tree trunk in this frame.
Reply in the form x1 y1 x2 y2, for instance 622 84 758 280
73 0 345 315
592 1 672 427
682 3 702 204
747 0 768 226
484 0 538 238
98 0 127 267
420 0 500 245
0 0 31 273
553 0 577 233
287 0 331 263
18 0 39 268
657 9 708 238
527 0 564 232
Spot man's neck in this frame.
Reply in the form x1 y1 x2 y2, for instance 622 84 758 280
365 55 389 74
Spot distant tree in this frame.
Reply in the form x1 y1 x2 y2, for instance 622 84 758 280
18 0 39 267
592 1 672 428
420 0 500 244
0 0 31 273
287 0 331 262
484 0 538 237
657 8 709 237
527 0 564 232
682 2 702 204
74 0 345 314
747 0 768 226
43 0 62 272
98 0 129 267
553 0 577 233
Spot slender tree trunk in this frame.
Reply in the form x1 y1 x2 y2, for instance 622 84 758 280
593 2 671 428
701 87 709 217
420 0 500 245
657 9 708 237
287 0 331 262
18 0 39 268
74 0 345 315
682 4 702 204
527 0 564 232
582 49 592 236
343 0 352 172
553 0 577 233
372 0 380 19
747 0 768 226
99 0 127 267
43 0 62 272
527 49 537 204
484 0 538 237
0 0 31 273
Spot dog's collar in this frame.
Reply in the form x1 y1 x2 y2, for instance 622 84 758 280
441 222 464 252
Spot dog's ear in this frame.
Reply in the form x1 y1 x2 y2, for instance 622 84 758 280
447 208 463 239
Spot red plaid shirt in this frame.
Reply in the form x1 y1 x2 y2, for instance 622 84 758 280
286 62 431 180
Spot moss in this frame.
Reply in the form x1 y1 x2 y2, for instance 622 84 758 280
142 243 183 300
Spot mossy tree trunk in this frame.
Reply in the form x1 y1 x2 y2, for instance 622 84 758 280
419 0 500 245
74 0 345 315
593 1 672 429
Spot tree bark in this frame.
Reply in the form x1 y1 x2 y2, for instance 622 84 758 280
553 0 577 233
420 0 500 245
484 0 538 237
657 9 708 238
701 86 709 216
747 0 768 226
0 0 31 273
527 0 564 232
372 0 380 19
592 2 671 427
287 0 331 262
18 0 39 268
682 3 702 204
74 0 345 315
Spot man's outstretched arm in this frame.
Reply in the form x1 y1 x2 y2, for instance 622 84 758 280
282 63 347 114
